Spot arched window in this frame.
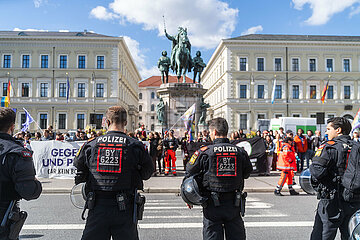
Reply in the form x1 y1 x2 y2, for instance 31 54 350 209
139 105 142 112
151 92 155 99
151 104 155 111
139 93 142 99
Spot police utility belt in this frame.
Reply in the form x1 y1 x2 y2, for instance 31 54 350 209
209 191 247 217
0 201 27 240
81 190 146 222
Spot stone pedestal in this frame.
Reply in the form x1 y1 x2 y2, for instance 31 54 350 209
156 83 207 136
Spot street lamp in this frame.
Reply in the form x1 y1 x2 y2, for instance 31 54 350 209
92 72 96 113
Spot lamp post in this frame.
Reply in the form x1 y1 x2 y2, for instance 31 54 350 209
249 68 255 131
92 72 96 113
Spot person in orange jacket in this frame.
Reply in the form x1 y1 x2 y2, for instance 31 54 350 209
274 137 299 196
294 128 308 172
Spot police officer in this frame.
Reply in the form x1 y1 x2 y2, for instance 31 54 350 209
74 106 153 240
310 117 360 240
0 107 42 239
185 117 253 240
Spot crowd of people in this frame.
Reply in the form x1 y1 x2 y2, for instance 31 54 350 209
14 123 360 179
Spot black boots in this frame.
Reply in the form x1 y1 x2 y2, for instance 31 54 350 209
274 189 283 196
289 189 300 195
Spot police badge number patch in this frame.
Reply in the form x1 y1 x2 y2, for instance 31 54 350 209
217 155 237 177
96 145 123 173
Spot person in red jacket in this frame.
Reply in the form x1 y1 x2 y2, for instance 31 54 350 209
274 137 299 196
294 128 308 172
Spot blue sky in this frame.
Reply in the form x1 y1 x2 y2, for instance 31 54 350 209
2 0 360 79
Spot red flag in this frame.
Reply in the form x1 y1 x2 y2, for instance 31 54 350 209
321 78 330 104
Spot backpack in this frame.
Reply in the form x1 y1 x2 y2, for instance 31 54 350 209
341 141 360 202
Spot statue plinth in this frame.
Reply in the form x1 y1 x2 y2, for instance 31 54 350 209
156 83 207 135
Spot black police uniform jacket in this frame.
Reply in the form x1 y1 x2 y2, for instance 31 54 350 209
0 133 42 203
186 138 253 193
310 135 352 192
73 131 154 192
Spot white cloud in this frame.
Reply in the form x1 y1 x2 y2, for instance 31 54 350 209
292 0 360 25
90 0 238 49
13 28 48 32
241 25 263 36
90 6 119 20
58 30 70 32
33 0 47 8
350 5 360 17
123 36 158 79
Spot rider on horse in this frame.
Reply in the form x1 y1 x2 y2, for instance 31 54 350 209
165 27 192 73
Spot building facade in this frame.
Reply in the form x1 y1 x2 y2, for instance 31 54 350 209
202 34 360 132
0 30 140 132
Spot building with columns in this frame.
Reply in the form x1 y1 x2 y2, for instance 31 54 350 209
0 30 140 132
202 34 360 132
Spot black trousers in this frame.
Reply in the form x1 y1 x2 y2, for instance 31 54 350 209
203 198 245 240
0 202 14 240
81 199 138 240
297 152 306 172
310 198 360 240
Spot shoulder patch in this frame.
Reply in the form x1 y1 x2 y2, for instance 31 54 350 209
21 151 32 158
315 145 325 157
200 146 208 152
76 142 87 157
189 151 200 165
327 141 335 145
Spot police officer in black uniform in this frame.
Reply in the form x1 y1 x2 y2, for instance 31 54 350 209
185 117 253 240
0 108 42 239
74 106 153 240
310 117 360 240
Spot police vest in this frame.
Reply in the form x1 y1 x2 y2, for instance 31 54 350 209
325 139 350 177
0 137 28 201
202 143 245 193
88 133 142 192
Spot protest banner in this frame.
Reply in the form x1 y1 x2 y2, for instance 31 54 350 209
31 140 85 179
31 140 150 179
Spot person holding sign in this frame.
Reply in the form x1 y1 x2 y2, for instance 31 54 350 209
74 106 153 240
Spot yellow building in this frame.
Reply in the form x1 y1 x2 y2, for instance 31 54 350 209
0 30 140 132
202 34 360 132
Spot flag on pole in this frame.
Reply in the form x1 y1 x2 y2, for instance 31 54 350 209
181 104 196 141
271 76 277 104
321 78 330 104
1 79 11 107
66 74 70 103
352 107 360 133
0 97 9 107
7 77 11 104
21 108 34 132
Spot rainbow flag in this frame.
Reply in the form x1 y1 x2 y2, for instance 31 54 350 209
1 78 12 107
321 78 330 104
181 104 196 141
352 107 360 133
